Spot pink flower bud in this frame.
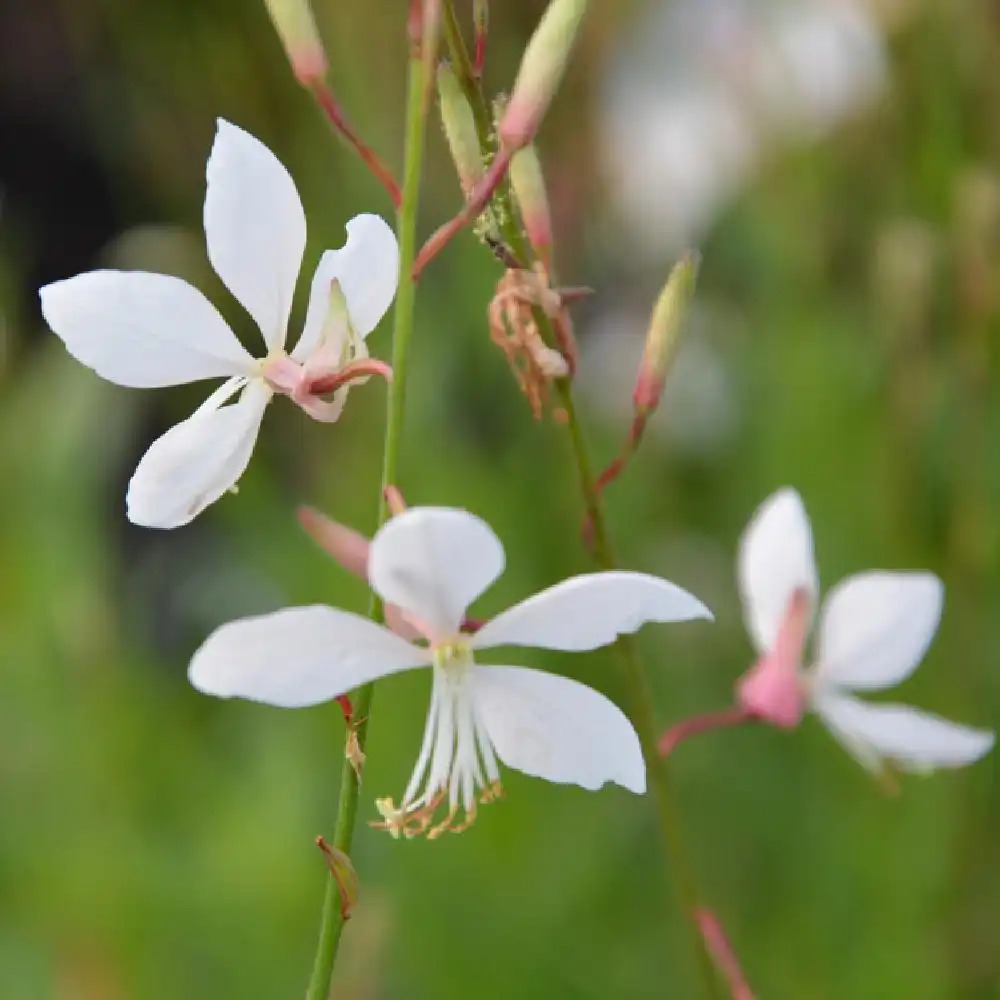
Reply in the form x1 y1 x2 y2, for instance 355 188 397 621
263 0 328 85
499 0 588 150
438 62 486 198
509 143 553 265
633 251 699 414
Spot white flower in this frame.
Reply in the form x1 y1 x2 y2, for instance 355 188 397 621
736 488 994 773
190 507 712 838
39 119 399 529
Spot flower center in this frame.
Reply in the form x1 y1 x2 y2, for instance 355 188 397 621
371 641 503 840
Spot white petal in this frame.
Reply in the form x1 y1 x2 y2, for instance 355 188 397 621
813 692 994 772
738 487 819 653
368 508 505 638
472 571 712 652
39 271 254 387
291 214 399 361
126 378 270 528
189 605 429 708
472 665 645 793
204 119 306 351
814 572 943 691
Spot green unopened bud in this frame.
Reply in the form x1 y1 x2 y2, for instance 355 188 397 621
438 63 485 198
510 143 553 265
500 0 588 150
264 0 327 84
634 252 700 413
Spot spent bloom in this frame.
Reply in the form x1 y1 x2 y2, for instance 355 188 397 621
737 488 993 773
40 119 398 529
190 507 712 838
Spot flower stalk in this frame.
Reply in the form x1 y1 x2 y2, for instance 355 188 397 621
438 6 720 996
265 0 401 204
304 33 431 1000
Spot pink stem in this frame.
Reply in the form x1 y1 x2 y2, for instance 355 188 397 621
412 149 513 278
657 705 757 757
696 909 757 1000
310 82 402 208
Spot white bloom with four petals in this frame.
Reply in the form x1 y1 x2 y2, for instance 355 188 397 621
39 119 399 529
190 507 713 838
736 488 993 773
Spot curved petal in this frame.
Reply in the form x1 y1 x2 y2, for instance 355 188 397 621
189 605 430 708
813 692 994 772
813 572 943 692
126 378 271 528
738 487 819 654
291 214 399 361
368 508 505 640
204 119 306 351
473 571 712 652
40 271 253 387
472 665 645 793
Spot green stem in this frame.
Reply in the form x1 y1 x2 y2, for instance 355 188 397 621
556 384 719 1000
305 50 430 1000
440 7 719 997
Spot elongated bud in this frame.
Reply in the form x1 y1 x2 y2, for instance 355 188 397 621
264 0 327 84
473 0 489 77
509 143 553 266
500 0 588 149
438 62 486 198
634 252 700 414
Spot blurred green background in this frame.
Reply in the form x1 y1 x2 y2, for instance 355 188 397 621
1 0 997 997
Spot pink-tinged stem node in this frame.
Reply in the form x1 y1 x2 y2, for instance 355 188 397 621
696 909 757 1000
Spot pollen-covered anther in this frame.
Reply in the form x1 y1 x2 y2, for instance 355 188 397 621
372 792 448 840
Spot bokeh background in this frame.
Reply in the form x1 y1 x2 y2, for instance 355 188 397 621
1 0 997 997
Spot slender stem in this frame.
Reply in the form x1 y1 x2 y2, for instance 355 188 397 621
304 50 429 1000
440 8 719 996
697 909 757 1000
309 81 402 207
658 706 757 758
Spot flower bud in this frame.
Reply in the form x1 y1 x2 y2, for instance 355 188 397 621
473 0 489 76
263 0 327 85
499 0 588 150
509 143 553 265
633 252 699 414
438 62 486 198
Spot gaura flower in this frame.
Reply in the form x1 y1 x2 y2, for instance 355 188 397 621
190 507 713 838
39 118 398 529
737 488 993 772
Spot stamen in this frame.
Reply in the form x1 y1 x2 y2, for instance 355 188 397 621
371 651 504 839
